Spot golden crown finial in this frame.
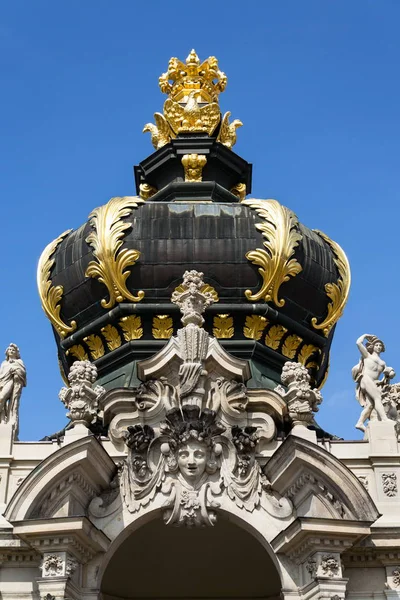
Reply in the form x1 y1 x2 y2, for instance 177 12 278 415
143 50 241 150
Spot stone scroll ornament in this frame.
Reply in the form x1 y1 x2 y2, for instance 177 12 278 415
113 270 293 527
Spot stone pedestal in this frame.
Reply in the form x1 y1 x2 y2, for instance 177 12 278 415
63 423 91 446
0 424 13 456
366 420 398 455
290 425 317 444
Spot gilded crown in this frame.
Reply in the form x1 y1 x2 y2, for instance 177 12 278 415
159 49 227 104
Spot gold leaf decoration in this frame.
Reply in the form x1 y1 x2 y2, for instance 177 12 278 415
85 196 145 310
101 324 122 351
152 315 173 339
265 324 287 350
243 315 268 340
311 230 351 337
119 315 143 341
83 334 105 360
213 314 234 338
243 199 302 306
298 344 320 367
230 182 246 202
173 283 219 303
307 361 319 370
66 345 88 361
282 334 303 359
37 230 77 339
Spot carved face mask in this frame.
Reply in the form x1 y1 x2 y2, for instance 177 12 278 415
177 439 207 483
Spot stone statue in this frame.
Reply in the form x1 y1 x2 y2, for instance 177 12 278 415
352 334 395 432
0 343 26 437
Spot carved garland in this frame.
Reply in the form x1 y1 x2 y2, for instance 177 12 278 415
37 230 77 339
311 230 351 337
85 196 145 309
243 199 302 306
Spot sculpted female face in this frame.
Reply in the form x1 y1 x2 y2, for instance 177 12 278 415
6 345 18 360
177 439 207 483
374 342 384 354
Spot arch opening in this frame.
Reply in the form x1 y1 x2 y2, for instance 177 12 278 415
100 515 282 600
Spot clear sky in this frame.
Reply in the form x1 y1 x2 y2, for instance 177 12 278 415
0 0 399 441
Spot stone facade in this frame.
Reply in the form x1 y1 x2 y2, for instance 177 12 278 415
0 277 399 599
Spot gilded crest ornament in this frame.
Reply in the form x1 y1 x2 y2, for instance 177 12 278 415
243 199 302 306
143 50 242 148
85 196 145 309
311 230 351 336
37 230 77 339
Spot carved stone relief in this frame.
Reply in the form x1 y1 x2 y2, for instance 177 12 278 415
94 271 292 528
382 472 398 497
59 361 105 428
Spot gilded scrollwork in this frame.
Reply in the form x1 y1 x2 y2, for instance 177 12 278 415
311 230 351 337
37 230 77 339
298 344 321 367
85 196 145 309
243 199 302 306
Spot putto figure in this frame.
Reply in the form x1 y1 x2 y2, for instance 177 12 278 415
352 334 395 432
0 343 26 437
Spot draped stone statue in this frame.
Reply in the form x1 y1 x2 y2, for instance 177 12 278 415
352 334 395 432
0 343 27 438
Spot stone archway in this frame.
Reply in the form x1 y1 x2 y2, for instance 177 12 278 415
100 515 282 600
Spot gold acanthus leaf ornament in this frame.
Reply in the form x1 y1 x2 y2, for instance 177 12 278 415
213 314 234 339
311 230 351 337
37 230 77 339
152 315 173 339
265 324 287 350
282 334 303 359
83 334 105 360
243 199 302 306
66 344 88 362
119 315 143 341
101 324 122 351
298 344 320 367
85 197 145 309
243 315 268 341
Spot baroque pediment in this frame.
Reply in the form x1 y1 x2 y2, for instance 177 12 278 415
93 271 292 528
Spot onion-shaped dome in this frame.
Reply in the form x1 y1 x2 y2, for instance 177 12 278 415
37 51 350 391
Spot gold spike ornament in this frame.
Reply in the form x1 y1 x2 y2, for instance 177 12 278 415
311 230 351 337
37 230 77 339
85 197 145 309
243 199 302 306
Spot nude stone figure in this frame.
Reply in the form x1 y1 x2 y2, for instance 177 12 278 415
352 334 394 432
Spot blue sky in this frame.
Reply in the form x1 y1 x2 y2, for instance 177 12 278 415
0 1 399 441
